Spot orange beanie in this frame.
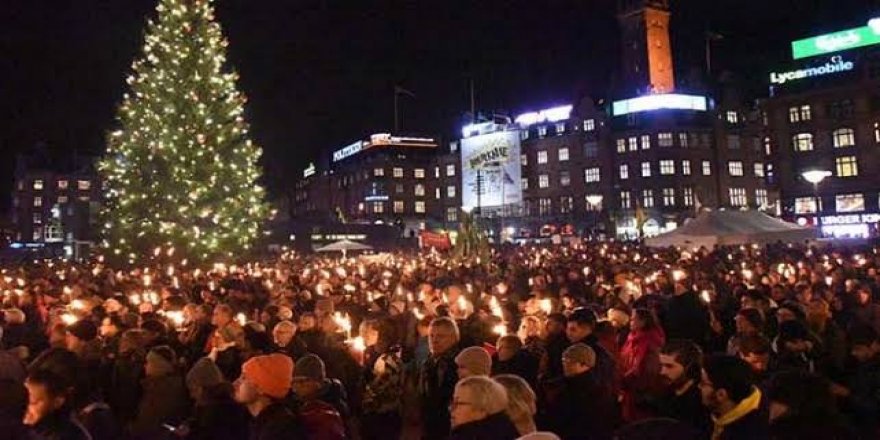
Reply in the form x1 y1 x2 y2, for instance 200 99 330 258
241 353 294 399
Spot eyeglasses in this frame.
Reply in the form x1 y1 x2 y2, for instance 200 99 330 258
449 400 473 410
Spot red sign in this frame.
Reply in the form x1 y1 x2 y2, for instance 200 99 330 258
419 230 451 250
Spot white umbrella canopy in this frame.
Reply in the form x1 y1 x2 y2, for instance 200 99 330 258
314 239 374 253
645 210 815 248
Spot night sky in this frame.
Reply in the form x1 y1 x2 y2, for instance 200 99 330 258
0 0 875 213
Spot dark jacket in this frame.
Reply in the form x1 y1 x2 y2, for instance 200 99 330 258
31 411 91 440
107 349 144 425
656 383 711 438
419 348 460 440
276 337 308 361
548 370 618 440
718 408 770 440
448 411 519 440
249 402 304 440
769 413 857 440
662 291 710 347
185 384 250 440
77 401 124 440
492 350 539 390
130 373 190 438
839 354 880 437
298 400 345 440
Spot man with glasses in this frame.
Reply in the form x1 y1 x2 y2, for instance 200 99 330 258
448 376 519 439
547 343 618 440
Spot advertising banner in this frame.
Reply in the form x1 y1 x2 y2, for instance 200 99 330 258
460 130 522 210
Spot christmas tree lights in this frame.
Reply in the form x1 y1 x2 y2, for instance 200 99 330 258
99 0 269 265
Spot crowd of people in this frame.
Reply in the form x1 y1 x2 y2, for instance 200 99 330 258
0 240 879 439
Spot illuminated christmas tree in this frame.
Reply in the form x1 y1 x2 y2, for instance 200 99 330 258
99 0 269 264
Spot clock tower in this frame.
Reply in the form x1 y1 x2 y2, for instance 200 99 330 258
618 0 675 95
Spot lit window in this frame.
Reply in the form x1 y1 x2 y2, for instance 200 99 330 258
756 189 769 207
415 201 426 213
521 154 528 166
835 156 859 177
77 180 91 190
57 180 68 189
836 193 865 212
33 213 41 224
33 180 44 190
374 168 385 177
521 178 529 190
585 195 602 211
537 150 548 164
875 122 880 143
628 137 638 151
619 164 629 180
393 167 404 178
620 191 631 209
559 171 571 187
393 201 404 213
754 163 765 177
642 189 654 208
795 197 817 214
682 160 692 175
435 167 440 178
679 133 689 148
559 196 573 213
616 139 626 153
435 188 441 199
33 197 41 207
764 137 772 155
727 135 741 150
726 111 739 123
662 188 675 207
521 130 530 141
789 106 799 123
446 207 458 222
683 187 694 207
641 161 652 177
446 164 456 177
538 126 548 137
702 161 712 176
33 228 41 242
641 134 651 150
660 160 675 175
538 198 552 215
395 184 404 194
832 128 855 148
658 133 673 147
372 202 385 214
789 105 811 122
558 147 569 162
414 184 425 196
77 196 90 202
583 119 595 131
555 122 566 134
729 188 747 207
447 186 456 198
728 161 744 177
584 167 601 183
584 142 598 158
57 196 68 204
538 174 550 188
414 168 425 179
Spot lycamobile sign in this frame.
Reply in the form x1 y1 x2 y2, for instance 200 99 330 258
770 56 854 85
792 18 880 59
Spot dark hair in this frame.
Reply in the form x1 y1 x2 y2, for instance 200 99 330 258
736 308 764 330
738 334 771 356
567 308 597 327
702 355 754 403
0 379 28 421
593 320 616 339
660 339 703 381
141 318 168 336
547 312 567 326
496 335 523 350
766 370 836 419
26 368 71 399
632 308 659 331
742 290 768 306
848 324 878 347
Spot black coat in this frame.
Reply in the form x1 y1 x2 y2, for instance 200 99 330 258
718 408 769 440
31 411 90 440
448 412 520 440
662 292 711 347
249 403 304 440
186 385 250 440
656 383 711 438
419 348 460 440
492 350 539 390
548 370 618 440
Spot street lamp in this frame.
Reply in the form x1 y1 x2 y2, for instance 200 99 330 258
801 169 831 237
585 195 604 239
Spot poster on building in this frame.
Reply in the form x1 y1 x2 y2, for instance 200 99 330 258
460 130 522 210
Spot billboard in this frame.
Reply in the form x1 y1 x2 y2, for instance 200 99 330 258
460 130 522 210
792 19 880 60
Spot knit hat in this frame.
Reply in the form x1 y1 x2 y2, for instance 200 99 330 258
146 345 177 376
777 320 809 343
242 353 294 399
66 320 98 342
455 346 492 376
294 354 326 382
186 357 224 390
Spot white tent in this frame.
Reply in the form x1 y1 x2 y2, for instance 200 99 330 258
314 239 373 254
645 210 815 248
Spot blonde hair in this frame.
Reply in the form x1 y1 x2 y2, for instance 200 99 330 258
494 374 537 434
455 376 508 415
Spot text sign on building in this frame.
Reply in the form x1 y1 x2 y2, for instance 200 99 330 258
303 163 316 178
820 213 880 225
460 130 522 210
332 141 364 162
792 19 880 59
769 56 854 85
611 94 708 116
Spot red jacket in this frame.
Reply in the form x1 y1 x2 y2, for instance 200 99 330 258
298 400 345 440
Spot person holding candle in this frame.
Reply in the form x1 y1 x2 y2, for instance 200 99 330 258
360 318 404 440
419 317 461 440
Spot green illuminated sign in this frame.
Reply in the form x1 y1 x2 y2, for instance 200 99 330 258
792 19 880 59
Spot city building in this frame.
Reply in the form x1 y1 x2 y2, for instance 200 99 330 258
762 16 880 238
10 152 103 258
